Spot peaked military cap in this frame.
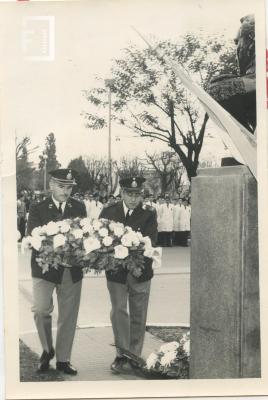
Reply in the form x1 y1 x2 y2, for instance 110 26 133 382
119 176 146 192
49 168 77 185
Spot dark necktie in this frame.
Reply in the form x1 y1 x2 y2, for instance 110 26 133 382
125 209 131 223
58 202 63 216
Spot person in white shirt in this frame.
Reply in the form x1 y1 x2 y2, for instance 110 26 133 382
173 197 183 246
159 196 174 247
155 196 164 246
180 198 191 246
89 192 103 220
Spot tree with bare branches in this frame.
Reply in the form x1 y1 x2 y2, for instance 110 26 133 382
144 151 185 194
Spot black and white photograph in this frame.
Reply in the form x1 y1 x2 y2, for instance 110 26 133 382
1 0 268 398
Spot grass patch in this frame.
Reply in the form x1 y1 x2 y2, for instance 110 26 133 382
146 326 189 343
20 340 65 382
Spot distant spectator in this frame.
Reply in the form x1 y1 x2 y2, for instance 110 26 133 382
17 195 27 240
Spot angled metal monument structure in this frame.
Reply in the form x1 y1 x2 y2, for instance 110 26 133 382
135 13 260 378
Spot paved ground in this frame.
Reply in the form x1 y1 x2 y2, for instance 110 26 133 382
18 245 190 381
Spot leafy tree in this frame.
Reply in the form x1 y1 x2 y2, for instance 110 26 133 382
83 34 237 180
68 156 90 192
39 132 61 172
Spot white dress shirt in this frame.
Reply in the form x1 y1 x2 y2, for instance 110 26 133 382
52 196 66 214
123 201 133 217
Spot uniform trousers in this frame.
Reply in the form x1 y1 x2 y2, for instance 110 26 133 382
107 273 151 357
31 268 82 362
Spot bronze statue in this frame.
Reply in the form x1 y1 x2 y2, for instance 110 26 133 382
207 15 256 133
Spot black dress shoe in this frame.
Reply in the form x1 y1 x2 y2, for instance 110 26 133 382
37 348 55 373
110 356 129 374
56 362 77 375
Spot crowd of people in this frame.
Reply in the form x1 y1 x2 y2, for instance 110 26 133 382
17 189 191 246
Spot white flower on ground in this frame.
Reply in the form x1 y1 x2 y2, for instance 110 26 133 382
146 352 159 369
113 225 124 238
30 235 43 251
53 233 66 248
83 237 101 254
103 236 113 247
183 339 190 355
72 229 84 239
114 244 129 259
59 221 70 233
45 221 60 236
121 234 133 247
98 227 109 237
92 219 102 231
160 350 177 367
159 341 179 354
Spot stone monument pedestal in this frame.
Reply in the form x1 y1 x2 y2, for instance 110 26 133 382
190 165 260 378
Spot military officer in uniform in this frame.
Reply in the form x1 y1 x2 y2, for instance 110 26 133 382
27 169 87 375
99 176 158 374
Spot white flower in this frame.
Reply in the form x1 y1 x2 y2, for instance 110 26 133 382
144 247 154 258
92 219 102 231
146 352 159 369
72 228 84 239
53 233 66 248
152 247 162 269
59 221 70 233
113 225 124 237
80 217 91 227
30 235 43 251
121 234 133 247
109 222 116 231
103 236 113 247
114 244 129 259
159 341 179 353
99 227 109 237
137 232 143 240
21 237 30 253
82 223 94 234
45 221 60 236
83 237 101 254
141 236 152 249
31 226 43 236
183 340 190 355
160 350 177 367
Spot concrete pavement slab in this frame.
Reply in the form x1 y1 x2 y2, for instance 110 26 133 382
20 327 163 381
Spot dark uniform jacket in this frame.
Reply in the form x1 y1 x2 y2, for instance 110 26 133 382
27 196 87 284
99 201 158 284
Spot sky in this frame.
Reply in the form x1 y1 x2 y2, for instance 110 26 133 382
0 0 259 171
